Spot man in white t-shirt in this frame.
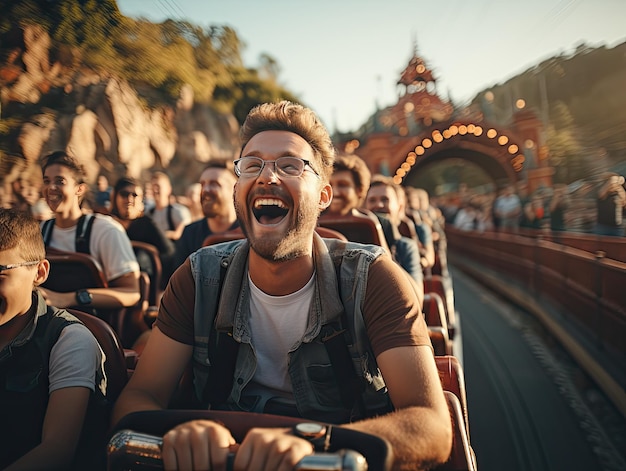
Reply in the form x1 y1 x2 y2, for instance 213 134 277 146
38 151 140 312
494 184 522 232
149 171 192 241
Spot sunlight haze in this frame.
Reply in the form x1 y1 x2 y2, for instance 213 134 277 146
117 0 626 132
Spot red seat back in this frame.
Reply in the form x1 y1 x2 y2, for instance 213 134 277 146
435 392 477 471
433 355 476 471
435 355 469 435
66 309 129 403
318 210 389 251
424 275 456 339
202 228 245 247
131 241 162 307
202 226 349 247
43 248 108 292
423 292 448 329
314 225 348 240
429 326 452 356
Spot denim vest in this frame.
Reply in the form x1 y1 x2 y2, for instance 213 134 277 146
189 233 392 423
0 292 108 469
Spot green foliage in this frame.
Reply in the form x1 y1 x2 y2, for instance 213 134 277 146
213 67 300 124
1 0 298 115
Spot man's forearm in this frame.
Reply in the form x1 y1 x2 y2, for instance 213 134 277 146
343 406 452 471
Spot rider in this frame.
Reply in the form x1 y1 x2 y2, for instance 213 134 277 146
112 101 452 471
39 151 140 312
0 208 105 470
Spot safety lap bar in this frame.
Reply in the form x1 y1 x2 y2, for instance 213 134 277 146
109 410 393 470
108 429 368 470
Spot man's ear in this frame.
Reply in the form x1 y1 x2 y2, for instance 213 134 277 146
34 259 50 286
319 183 332 210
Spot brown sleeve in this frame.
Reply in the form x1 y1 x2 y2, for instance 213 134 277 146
154 258 195 345
363 255 430 357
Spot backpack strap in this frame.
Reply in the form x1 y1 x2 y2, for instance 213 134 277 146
41 215 95 255
41 218 55 247
34 311 79 373
75 213 96 254
167 204 175 232
201 262 240 407
321 321 366 416
320 259 368 417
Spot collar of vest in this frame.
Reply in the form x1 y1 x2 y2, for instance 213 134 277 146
3 291 48 351
214 233 345 341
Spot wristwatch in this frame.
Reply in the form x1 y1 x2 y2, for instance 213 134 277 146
75 289 93 306
293 422 332 452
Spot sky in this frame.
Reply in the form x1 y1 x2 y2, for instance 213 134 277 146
117 0 626 133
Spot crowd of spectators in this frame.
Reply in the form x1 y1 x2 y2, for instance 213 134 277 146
432 173 626 238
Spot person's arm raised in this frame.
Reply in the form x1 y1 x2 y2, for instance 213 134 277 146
111 326 192 427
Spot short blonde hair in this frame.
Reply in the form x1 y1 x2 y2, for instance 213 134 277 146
0 208 45 261
239 101 335 182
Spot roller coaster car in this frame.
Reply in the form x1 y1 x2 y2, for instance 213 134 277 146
105 355 475 471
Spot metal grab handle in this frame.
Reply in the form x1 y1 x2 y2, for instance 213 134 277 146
107 429 368 471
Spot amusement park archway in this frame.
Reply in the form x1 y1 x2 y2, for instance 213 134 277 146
386 119 528 187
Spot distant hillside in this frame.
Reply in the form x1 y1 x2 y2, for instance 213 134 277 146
470 40 626 181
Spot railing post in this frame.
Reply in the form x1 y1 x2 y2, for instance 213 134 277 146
594 250 606 349
532 233 543 296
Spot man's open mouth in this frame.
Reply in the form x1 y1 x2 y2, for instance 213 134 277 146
253 198 289 225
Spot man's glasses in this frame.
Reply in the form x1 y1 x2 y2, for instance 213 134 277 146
118 190 140 199
0 260 40 273
234 156 320 179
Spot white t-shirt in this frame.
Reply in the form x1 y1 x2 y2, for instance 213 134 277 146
45 214 139 281
495 194 521 216
248 273 315 394
49 323 103 394
149 204 192 235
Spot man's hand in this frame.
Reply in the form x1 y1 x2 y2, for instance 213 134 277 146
162 420 236 471
161 422 314 471
234 427 314 471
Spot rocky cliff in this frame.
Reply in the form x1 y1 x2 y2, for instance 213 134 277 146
1 25 240 208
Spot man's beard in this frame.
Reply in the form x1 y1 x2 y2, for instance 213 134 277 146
235 196 319 262
201 197 219 218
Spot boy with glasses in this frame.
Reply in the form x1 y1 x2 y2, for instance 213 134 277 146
0 208 105 470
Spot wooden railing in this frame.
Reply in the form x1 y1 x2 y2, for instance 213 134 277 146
445 227 626 359
516 228 626 263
